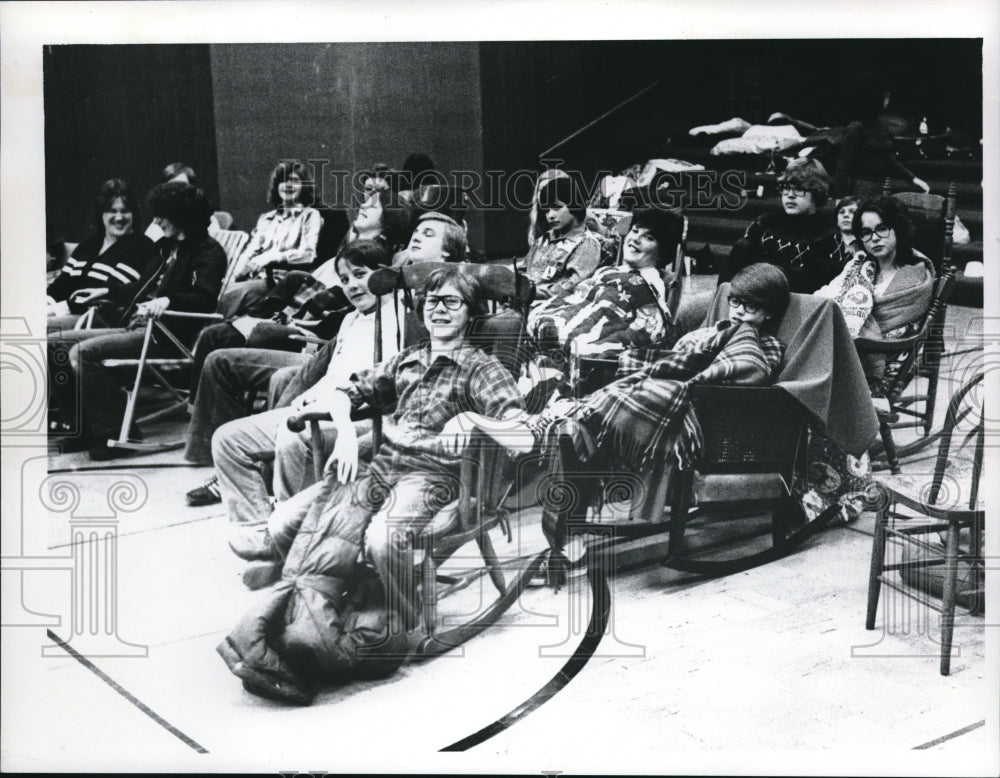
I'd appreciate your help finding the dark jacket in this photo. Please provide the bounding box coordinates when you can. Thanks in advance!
[121,235,227,342]
[216,477,408,704]
[47,233,154,316]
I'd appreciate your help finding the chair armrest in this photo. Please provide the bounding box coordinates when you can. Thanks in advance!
[286,405,377,432]
[854,330,927,355]
[287,332,328,347]
[286,410,332,433]
[160,310,225,322]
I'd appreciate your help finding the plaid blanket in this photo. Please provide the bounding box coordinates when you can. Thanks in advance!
[571,321,784,471]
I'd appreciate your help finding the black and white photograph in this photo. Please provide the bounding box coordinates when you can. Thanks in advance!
[2,1,997,774]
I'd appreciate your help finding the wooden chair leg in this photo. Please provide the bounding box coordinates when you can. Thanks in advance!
[866,500,889,630]
[421,538,438,638]
[878,413,901,475]
[476,530,507,596]
[668,470,693,557]
[939,521,961,675]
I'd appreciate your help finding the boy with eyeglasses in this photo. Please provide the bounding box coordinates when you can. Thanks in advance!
[225,266,534,620]
[719,158,843,294]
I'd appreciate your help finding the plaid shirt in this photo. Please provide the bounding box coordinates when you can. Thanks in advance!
[341,342,527,476]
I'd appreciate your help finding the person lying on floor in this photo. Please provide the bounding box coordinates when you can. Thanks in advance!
[218,265,536,702]
[524,208,685,402]
[535,263,790,585]
[47,181,226,459]
[183,239,398,509]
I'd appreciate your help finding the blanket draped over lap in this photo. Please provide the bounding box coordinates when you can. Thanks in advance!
[217,475,409,705]
[698,287,879,456]
[571,321,784,472]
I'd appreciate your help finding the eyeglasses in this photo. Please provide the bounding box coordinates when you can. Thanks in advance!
[425,295,466,311]
[859,223,893,241]
[728,296,760,314]
[779,184,808,197]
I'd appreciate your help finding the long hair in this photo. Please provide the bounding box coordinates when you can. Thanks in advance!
[267,160,315,208]
[93,179,141,235]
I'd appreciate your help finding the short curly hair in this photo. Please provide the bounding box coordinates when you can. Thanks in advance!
[778,158,831,208]
[148,181,214,240]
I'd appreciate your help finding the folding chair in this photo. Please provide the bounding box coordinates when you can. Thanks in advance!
[100,308,222,453]
[214,228,251,297]
[865,371,985,675]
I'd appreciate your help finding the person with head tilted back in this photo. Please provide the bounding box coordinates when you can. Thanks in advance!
[185,176,416,404]
[47,181,226,459]
[529,207,685,359]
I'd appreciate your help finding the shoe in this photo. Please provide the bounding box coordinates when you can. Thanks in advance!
[228,527,279,562]
[187,475,222,507]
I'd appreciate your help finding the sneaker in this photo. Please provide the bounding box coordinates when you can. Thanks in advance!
[228,527,279,562]
[187,475,222,507]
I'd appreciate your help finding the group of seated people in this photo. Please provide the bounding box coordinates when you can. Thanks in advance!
[45,148,941,701]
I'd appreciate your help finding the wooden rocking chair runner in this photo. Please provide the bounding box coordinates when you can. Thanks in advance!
[288,262,540,651]
[865,371,985,675]
[565,287,878,576]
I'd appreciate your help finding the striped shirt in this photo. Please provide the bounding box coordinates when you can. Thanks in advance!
[46,233,152,313]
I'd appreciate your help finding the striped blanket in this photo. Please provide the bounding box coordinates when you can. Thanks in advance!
[571,321,785,471]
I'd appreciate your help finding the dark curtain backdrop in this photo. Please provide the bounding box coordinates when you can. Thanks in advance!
[43,44,218,243]
[43,40,980,257]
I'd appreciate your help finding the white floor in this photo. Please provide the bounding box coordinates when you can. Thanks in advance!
[2,300,996,775]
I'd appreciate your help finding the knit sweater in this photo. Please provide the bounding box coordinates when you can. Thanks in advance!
[721,211,842,294]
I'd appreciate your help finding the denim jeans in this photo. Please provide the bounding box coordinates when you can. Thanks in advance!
[184,347,307,465]
[49,327,174,440]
